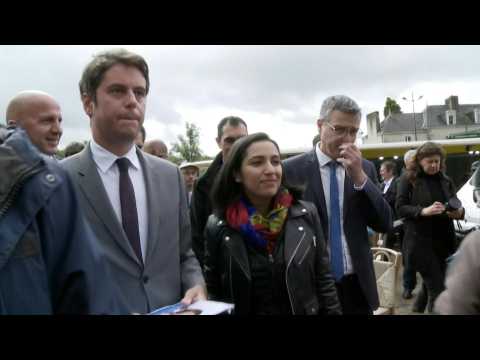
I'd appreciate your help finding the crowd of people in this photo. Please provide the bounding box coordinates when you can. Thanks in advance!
[1,47,478,315]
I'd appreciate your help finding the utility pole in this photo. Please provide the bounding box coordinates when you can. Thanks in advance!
[402,92,423,141]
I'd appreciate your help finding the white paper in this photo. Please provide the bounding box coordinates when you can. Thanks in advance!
[149,300,234,315]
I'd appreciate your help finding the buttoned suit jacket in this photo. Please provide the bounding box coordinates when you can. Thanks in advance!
[381,176,399,219]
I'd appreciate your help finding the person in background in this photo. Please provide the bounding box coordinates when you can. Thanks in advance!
[190,116,248,268]
[435,167,480,314]
[5,90,63,157]
[143,139,168,159]
[397,142,464,313]
[204,132,342,315]
[398,149,418,300]
[179,162,200,206]
[135,125,146,149]
[379,160,400,250]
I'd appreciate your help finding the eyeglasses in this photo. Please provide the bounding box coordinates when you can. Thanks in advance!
[324,122,359,138]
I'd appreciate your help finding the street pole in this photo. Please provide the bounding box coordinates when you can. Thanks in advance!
[402,92,423,142]
[412,92,417,141]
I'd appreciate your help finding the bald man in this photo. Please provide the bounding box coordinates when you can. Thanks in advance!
[143,139,168,159]
[6,91,63,155]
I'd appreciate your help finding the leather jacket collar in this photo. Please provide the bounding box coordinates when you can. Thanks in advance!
[215,200,314,281]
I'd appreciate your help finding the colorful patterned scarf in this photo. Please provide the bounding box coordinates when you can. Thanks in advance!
[226,189,293,254]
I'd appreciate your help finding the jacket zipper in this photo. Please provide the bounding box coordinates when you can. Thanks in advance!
[298,243,312,265]
[285,231,306,315]
[0,162,43,220]
[229,254,234,302]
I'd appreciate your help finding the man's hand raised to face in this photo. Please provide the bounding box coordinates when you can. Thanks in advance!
[337,143,367,187]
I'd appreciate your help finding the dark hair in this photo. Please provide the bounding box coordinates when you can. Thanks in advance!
[79,48,149,103]
[216,116,248,139]
[211,132,302,218]
[406,141,446,183]
[380,160,397,176]
[64,141,85,158]
[0,123,8,144]
[139,125,146,142]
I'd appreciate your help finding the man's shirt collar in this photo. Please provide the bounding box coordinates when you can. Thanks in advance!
[90,139,140,174]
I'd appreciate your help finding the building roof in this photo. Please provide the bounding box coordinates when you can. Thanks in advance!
[381,102,480,133]
[381,113,424,133]
[424,104,479,128]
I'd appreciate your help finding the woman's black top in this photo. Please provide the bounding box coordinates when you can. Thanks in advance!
[421,172,453,259]
[246,231,292,315]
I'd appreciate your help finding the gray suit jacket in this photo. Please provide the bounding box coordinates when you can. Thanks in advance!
[61,144,204,314]
[283,150,393,311]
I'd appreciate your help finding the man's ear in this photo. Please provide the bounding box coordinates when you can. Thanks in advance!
[81,93,94,117]
[7,119,17,127]
[216,136,221,149]
[316,118,323,130]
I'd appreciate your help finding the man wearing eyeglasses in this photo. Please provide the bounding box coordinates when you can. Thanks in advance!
[284,95,392,314]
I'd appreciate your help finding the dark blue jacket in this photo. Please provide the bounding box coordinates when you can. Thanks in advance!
[0,129,121,314]
[283,149,392,311]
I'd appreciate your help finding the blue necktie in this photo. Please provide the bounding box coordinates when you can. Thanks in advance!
[328,161,344,281]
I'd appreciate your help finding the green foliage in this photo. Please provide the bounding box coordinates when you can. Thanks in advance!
[170,122,205,162]
[167,153,184,166]
[56,149,65,159]
[383,97,402,118]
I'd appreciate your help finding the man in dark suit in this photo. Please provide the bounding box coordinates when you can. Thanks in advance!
[284,95,392,314]
[62,49,205,314]
[379,160,400,250]
[398,149,418,300]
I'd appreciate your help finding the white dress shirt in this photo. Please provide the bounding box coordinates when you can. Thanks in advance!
[90,139,149,261]
[315,144,356,275]
[382,177,393,194]
[188,191,193,206]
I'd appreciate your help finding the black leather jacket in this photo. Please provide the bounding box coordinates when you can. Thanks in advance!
[204,200,342,315]
[190,152,223,267]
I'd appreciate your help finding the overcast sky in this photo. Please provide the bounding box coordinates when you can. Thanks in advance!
[1,45,480,157]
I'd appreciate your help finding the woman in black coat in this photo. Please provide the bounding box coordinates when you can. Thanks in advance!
[203,133,341,315]
[396,142,464,313]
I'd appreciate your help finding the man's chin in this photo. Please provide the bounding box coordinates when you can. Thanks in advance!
[38,143,57,156]
[44,149,57,156]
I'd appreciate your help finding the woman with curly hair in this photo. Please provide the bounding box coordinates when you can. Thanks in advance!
[396,142,464,313]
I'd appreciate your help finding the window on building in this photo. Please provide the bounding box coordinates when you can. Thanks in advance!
[448,115,454,125]
[405,135,411,142]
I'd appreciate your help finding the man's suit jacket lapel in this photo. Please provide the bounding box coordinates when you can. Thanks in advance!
[342,172,356,251]
[380,181,386,192]
[137,151,163,267]
[75,145,141,267]
[343,172,355,220]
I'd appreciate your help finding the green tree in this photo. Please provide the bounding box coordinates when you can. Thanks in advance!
[383,97,402,118]
[171,122,205,163]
